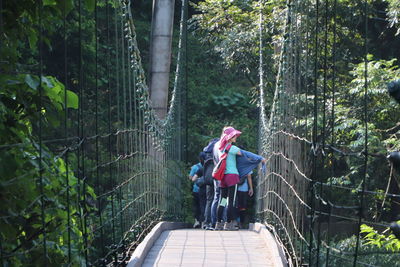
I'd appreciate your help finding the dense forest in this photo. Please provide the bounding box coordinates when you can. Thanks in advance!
[2,0,400,265]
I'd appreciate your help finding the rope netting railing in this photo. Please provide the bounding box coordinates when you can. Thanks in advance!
[0,0,187,265]
[257,0,400,266]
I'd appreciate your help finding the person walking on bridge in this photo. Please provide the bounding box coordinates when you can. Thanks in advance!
[214,126,243,230]
[213,126,266,230]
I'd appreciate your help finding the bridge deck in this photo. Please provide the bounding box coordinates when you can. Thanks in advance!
[142,229,278,266]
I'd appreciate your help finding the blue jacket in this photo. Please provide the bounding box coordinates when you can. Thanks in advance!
[237,150,265,178]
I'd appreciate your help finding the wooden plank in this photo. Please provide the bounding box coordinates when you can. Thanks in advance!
[141,229,278,267]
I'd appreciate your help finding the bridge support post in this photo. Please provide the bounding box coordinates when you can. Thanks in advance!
[149,0,175,119]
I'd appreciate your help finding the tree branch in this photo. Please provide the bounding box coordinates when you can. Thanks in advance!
[378,122,400,135]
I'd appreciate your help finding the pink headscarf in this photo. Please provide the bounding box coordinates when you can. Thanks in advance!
[219,127,242,151]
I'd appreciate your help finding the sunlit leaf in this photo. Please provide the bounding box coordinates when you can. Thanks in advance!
[65,90,79,109]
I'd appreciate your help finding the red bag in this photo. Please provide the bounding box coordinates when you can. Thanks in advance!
[212,144,232,181]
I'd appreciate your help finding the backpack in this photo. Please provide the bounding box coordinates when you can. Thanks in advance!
[201,139,219,185]
[203,157,214,185]
[203,138,219,154]
[212,144,232,181]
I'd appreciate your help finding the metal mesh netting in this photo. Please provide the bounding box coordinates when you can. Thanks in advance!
[257,0,400,266]
[257,2,309,265]
[0,0,187,265]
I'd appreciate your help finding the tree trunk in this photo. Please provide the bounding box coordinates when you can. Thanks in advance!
[149,0,175,119]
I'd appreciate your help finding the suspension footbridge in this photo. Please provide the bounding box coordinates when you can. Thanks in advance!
[127,223,285,267]
[2,0,400,266]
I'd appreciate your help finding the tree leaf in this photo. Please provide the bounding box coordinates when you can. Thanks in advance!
[42,76,54,89]
[44,81,62,104]
[85,0,95,12]
[28,28,38,50]
[25,75,39,90]
[56,0,75,15]
[66,90,79,109]
[43,0,57,6]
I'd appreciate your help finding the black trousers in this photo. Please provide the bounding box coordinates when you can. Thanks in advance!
[204,183,214,224]
[192,186,206,222]
[217,185,236,223]
[198,186,206,222]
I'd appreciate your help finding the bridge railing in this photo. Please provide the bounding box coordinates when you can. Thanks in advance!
[257,0,400,266]
[0,0,187,266]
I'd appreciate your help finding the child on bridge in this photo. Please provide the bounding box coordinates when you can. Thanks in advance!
[188,152,206,228]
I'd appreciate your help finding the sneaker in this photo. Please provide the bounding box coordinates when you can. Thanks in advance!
[205,224,214,230]
[223,222,231,231]
[224,221,238,231]
[202,223,211,230]
[193,219,200,228]
[231,221,239,231]
[214,222,224,230]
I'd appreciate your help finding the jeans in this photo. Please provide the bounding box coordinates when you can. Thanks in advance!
[211,180,220,226]
[211,180,228,225]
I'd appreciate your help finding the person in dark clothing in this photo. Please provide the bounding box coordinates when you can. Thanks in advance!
[188,153,206,228]
[202,138,219,230]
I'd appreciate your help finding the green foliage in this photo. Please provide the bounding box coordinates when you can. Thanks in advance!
[212,92,248,112]
[333,58,399,155]
[0,73,95,266]
[385,0,400,35]
[191,0,275,87]
[314,235,400,266]
[361,223,400,251]
[332,57,400,184]
[0,0,100,265]
[186,36,259,163]
[0,74,77,141]
[2,0,71,70]
[309,57,400,225]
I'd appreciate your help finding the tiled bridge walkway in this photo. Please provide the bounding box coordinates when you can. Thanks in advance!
[129,223,286,267]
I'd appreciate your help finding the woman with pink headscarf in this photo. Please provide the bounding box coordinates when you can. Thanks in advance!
[214,126,243,231]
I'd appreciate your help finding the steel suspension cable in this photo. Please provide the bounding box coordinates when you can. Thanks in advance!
[316,1,330,265]
[325,0,337,265]
[62,0,71,262]
[353,1,369,265]
[38,1,47,265]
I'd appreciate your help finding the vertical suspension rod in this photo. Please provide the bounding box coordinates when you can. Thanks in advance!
[62,0,72,262]
[309,0,319,265]
[353,1,369,265]
[38,1,47,265]
[325,0,337,265]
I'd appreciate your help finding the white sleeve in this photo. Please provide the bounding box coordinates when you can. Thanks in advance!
[213,141,221,163]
